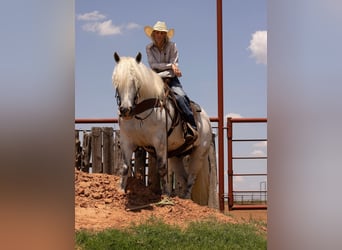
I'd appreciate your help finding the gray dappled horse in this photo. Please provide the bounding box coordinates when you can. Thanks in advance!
[112,52,214,205]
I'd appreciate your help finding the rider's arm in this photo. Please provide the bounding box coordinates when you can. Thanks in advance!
[146,42,180,78]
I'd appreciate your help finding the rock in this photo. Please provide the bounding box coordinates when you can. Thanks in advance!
[104,198,112,204]
[92,192,103,199]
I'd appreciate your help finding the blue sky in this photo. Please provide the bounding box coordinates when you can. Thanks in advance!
[76,0,266,119]
[75,0,267,192]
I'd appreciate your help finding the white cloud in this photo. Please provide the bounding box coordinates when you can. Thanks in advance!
[253,141,267,148]
[82,20,122,36]
[248,30,267,65]
[234,176,244,182]
[77,11,140,36]
[77,11,106,21]
[225,113,242,119]
[126,22,141,30]
[250,149,266,157]
[233,176,245,189]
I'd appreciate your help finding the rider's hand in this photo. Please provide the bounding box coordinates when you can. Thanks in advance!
[172,64,182,77]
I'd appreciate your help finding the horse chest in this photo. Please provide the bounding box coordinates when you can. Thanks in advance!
[120,118,184,150]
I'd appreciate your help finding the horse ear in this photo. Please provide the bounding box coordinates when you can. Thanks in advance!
[114,52,120,63]
[136,52,142,63]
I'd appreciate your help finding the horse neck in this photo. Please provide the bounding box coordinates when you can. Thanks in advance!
[116,58,164,101]
[137,71,164,101]
[139,86,163,101]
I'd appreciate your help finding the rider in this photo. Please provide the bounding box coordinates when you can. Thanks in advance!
[144,21,198,142]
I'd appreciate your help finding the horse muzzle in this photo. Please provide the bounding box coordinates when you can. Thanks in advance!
[119,106,134,119]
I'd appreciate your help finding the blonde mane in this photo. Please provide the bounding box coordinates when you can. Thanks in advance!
[112,56,165,99]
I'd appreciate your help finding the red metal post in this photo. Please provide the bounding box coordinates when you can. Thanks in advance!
[227,117,268,210]
[227,117,233,210]
[217,0,224,212]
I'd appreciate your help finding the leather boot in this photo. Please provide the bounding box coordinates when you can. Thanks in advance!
[185,124,198,142]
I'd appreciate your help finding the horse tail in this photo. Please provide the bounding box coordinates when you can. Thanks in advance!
[190,140,219,208]
[191,161,209,205]
[207,138,219,209]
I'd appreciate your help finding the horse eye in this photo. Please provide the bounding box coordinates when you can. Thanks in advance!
[115,90,121,105]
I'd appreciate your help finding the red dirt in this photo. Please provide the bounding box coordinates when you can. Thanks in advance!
[75,169,266,232]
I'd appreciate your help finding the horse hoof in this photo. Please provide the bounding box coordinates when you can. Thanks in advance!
[162,189,171,197]
[117,186,126,195]
[178,192,191,199]
[120,176,128,194]
[183,192,191,199]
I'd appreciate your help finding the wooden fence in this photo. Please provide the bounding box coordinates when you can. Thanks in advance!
[75,127,124,174]
[75,127,172,183]
[75,127,219,208]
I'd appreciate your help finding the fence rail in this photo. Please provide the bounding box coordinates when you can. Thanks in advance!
[74,123,219,208]
[75,117,268,211]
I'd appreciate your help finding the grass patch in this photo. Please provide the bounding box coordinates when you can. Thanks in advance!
[75,217,266,250]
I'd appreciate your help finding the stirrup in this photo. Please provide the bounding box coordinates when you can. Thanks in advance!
[185,124,198,142]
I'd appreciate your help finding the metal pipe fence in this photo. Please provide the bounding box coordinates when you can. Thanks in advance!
[226,117,267,210]
[75,116,267,211]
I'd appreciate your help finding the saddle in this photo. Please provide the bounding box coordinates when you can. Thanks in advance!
[162,83,202,157]
[134,82,202,158]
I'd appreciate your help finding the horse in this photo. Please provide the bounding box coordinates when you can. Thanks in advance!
[112,52,216,206]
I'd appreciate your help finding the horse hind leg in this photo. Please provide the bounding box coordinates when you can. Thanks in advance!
[147,155,162,195]
[169,157,188,198]
[154,152,175,196]
[184,151,210,205]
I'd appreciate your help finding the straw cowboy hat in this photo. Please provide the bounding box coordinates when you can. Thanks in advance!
[144,21,174,39]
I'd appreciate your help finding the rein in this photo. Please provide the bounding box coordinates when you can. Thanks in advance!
[132,93,181,141]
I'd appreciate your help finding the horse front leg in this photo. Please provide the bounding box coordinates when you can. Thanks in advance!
[156,153,171,195]
[120,146,134,192]
[154,134,171,195]
[169,157,188,198]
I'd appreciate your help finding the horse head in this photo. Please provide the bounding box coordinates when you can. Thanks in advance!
[113,52,142,119]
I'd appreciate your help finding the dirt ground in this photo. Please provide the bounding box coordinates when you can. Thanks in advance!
[75,169,267,232]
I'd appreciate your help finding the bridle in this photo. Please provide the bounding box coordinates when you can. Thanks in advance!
[115,85,161,121]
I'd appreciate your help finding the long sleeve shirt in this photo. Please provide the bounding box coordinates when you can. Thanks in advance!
[145,41,179,78]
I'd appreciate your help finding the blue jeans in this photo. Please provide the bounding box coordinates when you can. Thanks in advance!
[164,77,197,129]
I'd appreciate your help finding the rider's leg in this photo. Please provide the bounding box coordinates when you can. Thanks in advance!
[174,93,197,130]
[166,77,198,141]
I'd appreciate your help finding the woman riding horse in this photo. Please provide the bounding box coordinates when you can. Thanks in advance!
[144,21,198,142]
